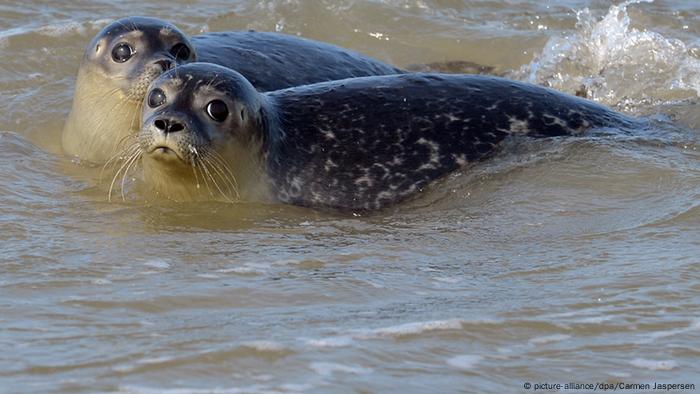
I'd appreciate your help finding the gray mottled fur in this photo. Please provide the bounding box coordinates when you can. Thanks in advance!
[146,64,644,210]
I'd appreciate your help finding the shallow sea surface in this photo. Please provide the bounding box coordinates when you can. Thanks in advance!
[1,1,699,393]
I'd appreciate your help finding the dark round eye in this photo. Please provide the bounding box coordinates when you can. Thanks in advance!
[206,100,228,122]
[170,43,191,61]
[148,88,166,108]
[111,43,133,63]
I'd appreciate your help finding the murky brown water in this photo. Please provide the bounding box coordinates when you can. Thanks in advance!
[1,1,699,393]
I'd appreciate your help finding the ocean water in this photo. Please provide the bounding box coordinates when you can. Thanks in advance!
[1,1,699,393]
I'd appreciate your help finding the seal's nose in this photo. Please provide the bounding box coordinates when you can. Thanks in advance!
[155,59,174,72]
[154,118,184,134]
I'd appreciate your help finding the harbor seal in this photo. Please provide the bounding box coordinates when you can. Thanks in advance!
[63,16,404,164]
[133,63,644,210]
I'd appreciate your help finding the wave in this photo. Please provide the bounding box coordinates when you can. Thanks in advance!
[513,0,700,112]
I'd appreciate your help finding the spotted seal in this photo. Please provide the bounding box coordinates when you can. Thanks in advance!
[134,63,642,210]
[62,16,404,164]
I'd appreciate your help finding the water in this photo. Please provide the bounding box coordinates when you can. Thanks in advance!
[1,1,699,393]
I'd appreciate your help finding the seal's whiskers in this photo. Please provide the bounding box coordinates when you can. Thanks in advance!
[100,141,139,183]
[108,148,141,202]
[194,159,214,198]
[198,156,234,203]
[205,151,240,200]
[120,150,142,201]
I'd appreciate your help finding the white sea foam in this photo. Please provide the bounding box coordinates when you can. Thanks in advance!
[196,273,220,279]
[138,356,176,365]
[217,259,302,275]
[432,276,461,284]
[608,371,631,378]
[118,386,260,394]
[515,0,700,108]
[529,334,572,345]
[303,319,468,347]
[90,19,113,29]
[575,315,615,324]
[3,19,108,40]
[447,355,483,371]
[38,21,86,36]
[0,26,31,41]
[630,358,678,371]
[305,336,355,348]
[240,340,288,353]
[309,362,373,377]
[216,266,263,275]
[143,259,171,269]
[646,318,700,340]
[352,319,465,339]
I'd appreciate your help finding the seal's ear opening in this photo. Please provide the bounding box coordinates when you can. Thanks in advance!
[88,37,108,60]
[231,103,251,130]
[170,43,192,62]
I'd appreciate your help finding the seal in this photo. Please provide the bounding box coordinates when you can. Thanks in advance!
[134,63,642,210]
[62,16,404,164]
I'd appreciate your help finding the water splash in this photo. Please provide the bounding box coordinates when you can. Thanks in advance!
[514,0,700,112]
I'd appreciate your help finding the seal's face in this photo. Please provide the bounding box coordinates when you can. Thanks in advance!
[85,17,197,101]
[138,63,268,202]
[63,17,198,163]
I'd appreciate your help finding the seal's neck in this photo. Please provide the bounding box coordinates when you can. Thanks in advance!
[62,68,142,164]
[258,95,283,152]
[141,136,273,204]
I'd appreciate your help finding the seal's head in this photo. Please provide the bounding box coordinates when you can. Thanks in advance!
[138,63,271,202]
[63,17,197,163]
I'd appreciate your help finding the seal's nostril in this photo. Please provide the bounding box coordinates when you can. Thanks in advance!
[155,59,172,71]
[169,122,184,133]
[154,118,184,134]
[154,119,168,131]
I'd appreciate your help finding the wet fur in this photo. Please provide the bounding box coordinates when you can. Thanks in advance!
[62,17,405,165]
[139,64,644,211]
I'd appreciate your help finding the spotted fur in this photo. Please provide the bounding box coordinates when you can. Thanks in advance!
[142,65,643,211]
[264,74,641,210]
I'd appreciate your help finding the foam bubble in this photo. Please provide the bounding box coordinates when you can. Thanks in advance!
[196,273,220,279]
[240,340,288,353]
[139,356,175,365]
[630,358,678,371]
[529,334,571,345]
[143,259,171,269]
[216,266,263,275]
[309,362,373,377]
[447,355,483,371]
[432,276,461,284]
[353,319,465,338]
[305,336,354,348]
[575,315,615,324]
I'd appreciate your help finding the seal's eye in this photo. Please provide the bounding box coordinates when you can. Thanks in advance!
[206,100,228,122]
[148,88,166,108]
[170,43,191,61]
[111,43,134,63]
